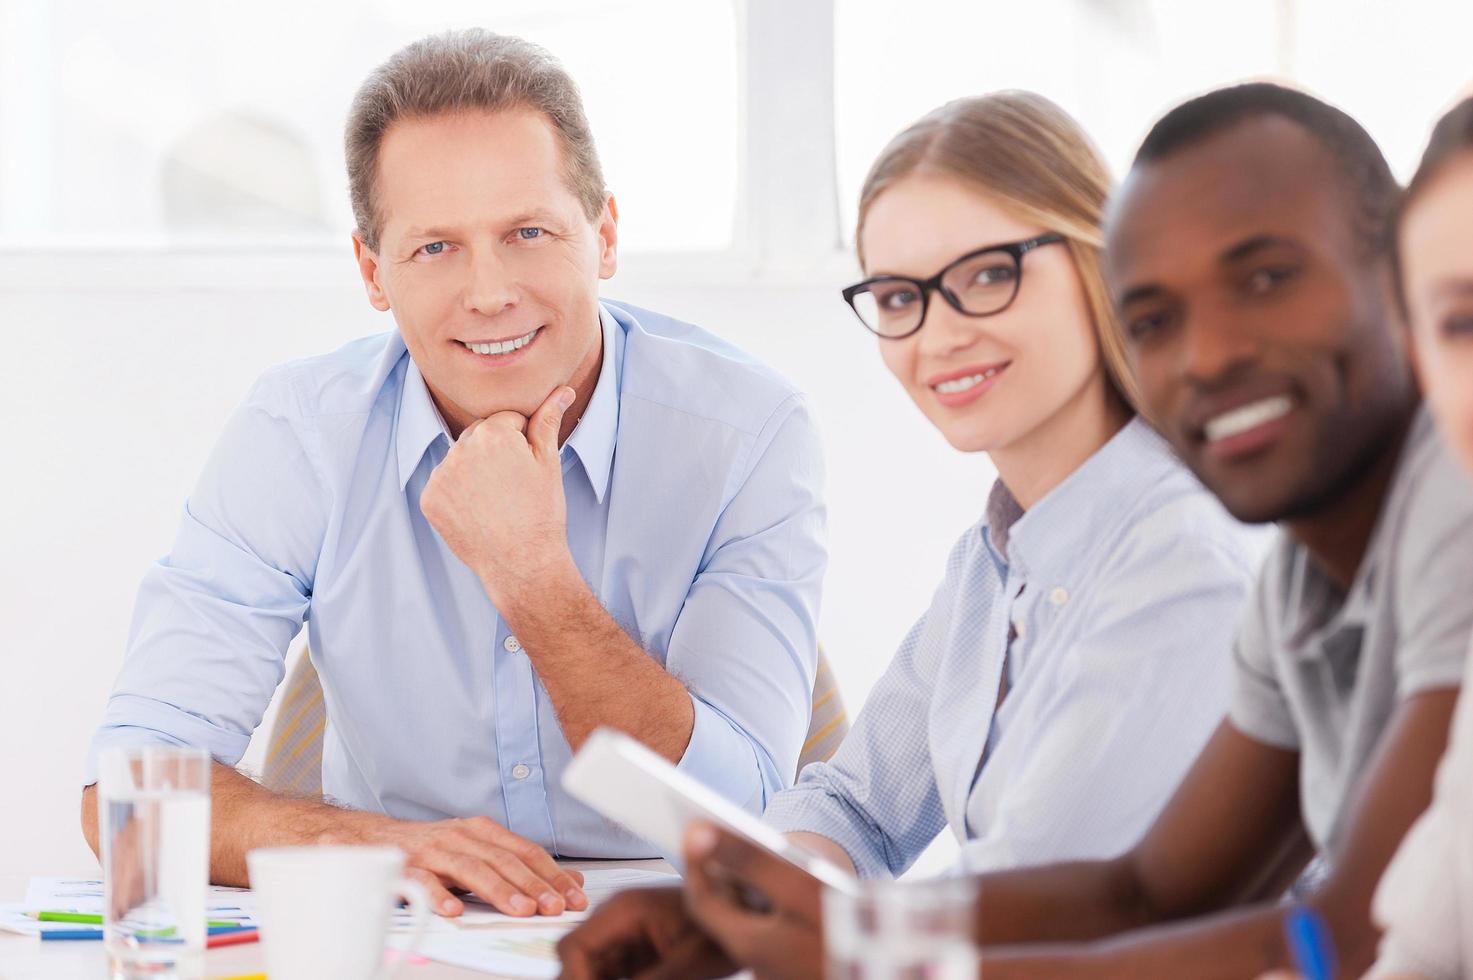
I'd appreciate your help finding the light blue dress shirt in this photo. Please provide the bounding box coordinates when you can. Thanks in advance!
[87,301,827,858]
[763,418,1266,877]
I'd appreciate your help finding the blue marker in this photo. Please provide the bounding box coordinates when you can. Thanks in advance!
[1285,905,1336,980]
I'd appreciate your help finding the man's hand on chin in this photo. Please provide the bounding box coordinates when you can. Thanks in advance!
[420,385,580,609]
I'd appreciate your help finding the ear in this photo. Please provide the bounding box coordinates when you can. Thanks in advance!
[596,195,619,281]
[352,232,392,312]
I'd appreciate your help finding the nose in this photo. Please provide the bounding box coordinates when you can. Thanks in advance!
[1177,304,1261,387]
[462,246,518,317]
[916,293,988,360]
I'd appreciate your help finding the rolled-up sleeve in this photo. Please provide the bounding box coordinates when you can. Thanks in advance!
[762,606,949,878]
[85,369,329,785]
[670,395,827,812]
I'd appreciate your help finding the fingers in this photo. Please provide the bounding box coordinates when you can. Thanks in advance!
[557,887,699,980]
[683,840,768,962]
[406,866,463,917]
[686,823,818,917]
[457,818,587,911]
[633,932,736,980]
[528,385,576,459]
[557,893,651,979]
[482,410,530,435]
[435,847,542,916]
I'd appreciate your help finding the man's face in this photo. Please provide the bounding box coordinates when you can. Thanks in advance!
[1106,116,1412,524]
[354,108,616,434]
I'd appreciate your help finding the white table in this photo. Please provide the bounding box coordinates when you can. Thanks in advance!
[0,860,673,980]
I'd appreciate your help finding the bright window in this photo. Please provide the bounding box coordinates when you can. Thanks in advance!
[0,0,739,251]
[834,0,1473,240]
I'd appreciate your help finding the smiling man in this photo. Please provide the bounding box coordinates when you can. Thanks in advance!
[557,83,1473,980]
[80,30,825,918]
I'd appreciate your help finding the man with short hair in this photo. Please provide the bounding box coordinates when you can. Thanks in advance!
[558,83,1473,979]
[81,29,826,919]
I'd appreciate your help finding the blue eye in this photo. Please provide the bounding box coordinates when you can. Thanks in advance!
[517,227,543,240]
[420,241,446,256]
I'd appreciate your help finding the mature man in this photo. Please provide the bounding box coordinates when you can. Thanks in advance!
[81,30,825,919]
[559,83,1473,979]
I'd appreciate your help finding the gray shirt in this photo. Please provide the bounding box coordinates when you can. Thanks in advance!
[1230,409,1473,855]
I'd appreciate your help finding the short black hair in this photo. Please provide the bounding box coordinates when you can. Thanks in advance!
[1134,82,1400,255]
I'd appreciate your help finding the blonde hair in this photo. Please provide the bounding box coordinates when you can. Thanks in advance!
[856,91,1141,413]
[345,29,607,251]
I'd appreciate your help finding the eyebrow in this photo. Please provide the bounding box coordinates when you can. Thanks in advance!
[1117,283,1169,308]
[400,226,459,242]
[399,210,563,242]
[1221,234,1302,264]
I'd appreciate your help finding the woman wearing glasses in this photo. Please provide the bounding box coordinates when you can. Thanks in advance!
[758,89,1265,883]
[559,91,1266,979]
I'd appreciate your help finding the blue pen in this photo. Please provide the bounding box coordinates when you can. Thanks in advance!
[40,924,256,942]
[1285,905,1336,980]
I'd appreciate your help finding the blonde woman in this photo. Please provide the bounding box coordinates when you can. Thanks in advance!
[559,92,1265,980]
[1358,95,1473,980]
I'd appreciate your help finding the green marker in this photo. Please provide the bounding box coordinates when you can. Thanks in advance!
[33,911,243,928]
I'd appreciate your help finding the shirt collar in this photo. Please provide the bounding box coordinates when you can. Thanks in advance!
[394,305,624,494]
[1000,416,1179,583]
[561,305,623,504]
[1283,408,1434,651]
[396,351,452,491]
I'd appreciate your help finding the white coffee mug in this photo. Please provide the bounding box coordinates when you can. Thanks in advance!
[247,845,431,980]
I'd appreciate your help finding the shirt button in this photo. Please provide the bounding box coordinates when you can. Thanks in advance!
[1012,620,1027,638]
[503,635,522,653]
[1049,587,1070,606]
[511,763,531,780]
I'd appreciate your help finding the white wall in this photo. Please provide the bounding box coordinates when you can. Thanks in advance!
[0,252,989,877]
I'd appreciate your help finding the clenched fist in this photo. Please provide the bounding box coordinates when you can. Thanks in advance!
[420,385,579,608]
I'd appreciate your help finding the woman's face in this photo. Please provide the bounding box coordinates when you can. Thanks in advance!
[859,174,1107,455]
[1400,151,1473,477]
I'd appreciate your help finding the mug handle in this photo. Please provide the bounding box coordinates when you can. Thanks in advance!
[378,876,433,980]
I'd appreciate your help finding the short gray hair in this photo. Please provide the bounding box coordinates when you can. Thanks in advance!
[345,29,607,250]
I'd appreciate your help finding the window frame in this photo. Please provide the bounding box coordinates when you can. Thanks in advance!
[0,0,853,292]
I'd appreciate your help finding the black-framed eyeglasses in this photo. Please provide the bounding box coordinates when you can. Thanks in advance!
[841,233,1066,339]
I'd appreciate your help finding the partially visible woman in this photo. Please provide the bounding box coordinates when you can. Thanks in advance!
[1365,95,1473,980]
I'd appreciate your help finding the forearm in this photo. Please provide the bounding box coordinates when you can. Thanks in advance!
[83,764,398,886]
[974,857,1160,946]
[497,563,694,761]
[982,899,1353,980]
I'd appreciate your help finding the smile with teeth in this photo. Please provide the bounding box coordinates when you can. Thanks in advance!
[1203,395,1293,443]
[460,327,541,356]
[933,365,1004,394]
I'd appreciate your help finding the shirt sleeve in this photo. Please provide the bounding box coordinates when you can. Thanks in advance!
[1228,539,1302,750]
[959,523,1255,871]
[670,395,827,813]
[85,368,330,785]
[1391,436,1473,698]
[762,540,968,879]
[1370,639,1473,980]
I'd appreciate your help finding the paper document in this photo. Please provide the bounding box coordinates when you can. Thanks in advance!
[389,867,680,977]
[438,866,679,928]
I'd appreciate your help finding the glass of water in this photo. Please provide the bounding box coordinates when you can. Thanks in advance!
[823,875,979,979]
[97,746,211,979]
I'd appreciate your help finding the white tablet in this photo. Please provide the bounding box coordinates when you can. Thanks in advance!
[562,727,859,895]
